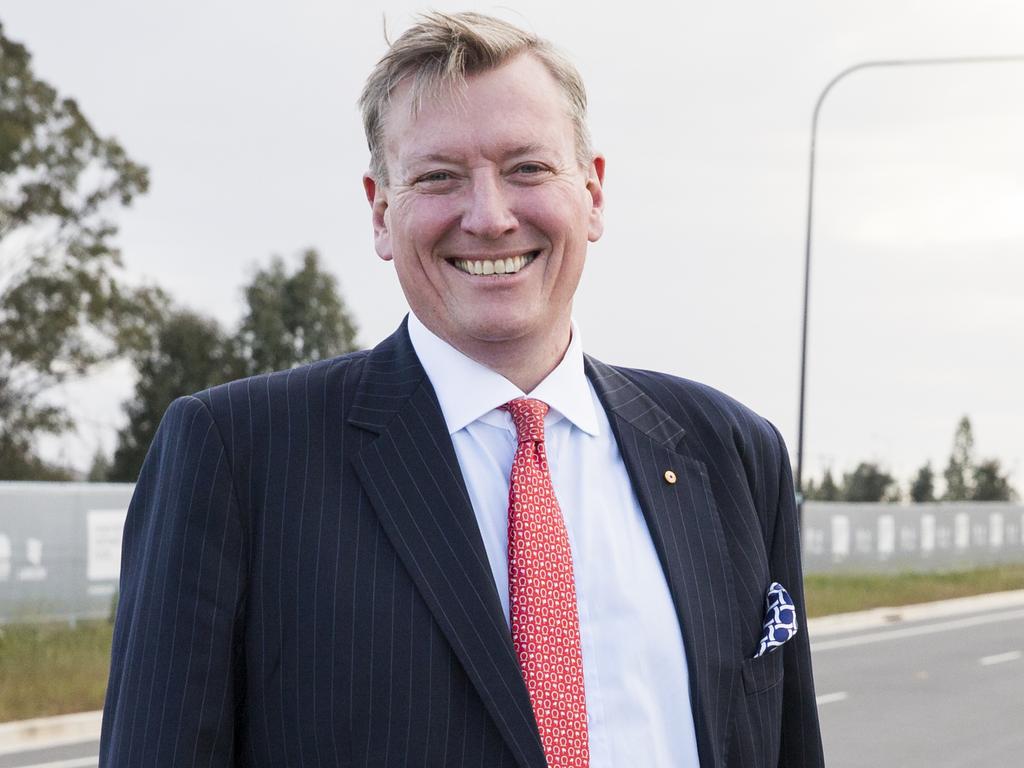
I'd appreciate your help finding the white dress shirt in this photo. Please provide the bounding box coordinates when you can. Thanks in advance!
[408,313,700,768]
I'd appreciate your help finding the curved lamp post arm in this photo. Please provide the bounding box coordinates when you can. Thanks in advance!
[796,54,1024,510]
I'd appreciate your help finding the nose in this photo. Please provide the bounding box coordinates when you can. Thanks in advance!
[460,174,518,239]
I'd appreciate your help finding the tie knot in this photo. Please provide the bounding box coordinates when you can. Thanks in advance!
[501,398,549,443]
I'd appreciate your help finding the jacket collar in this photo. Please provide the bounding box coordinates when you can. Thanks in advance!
[349,321,737,768]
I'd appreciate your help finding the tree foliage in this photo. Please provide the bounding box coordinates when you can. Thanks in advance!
[909,462,936,503]
[841,462,901,503]
[0,22,155,479]
[105,251,358,482]
[0,25,147,244]
[942,416,975,501]
[804,468,840,501]
[108,308,242,481]
[938,416,1016,501]
[235,249,358,376]
[797,417,1018,504]
[805,464,899,502]
[972,459,1017,502]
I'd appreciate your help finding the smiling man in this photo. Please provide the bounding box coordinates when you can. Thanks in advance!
[101,11,824,768]
[363,49,603,394]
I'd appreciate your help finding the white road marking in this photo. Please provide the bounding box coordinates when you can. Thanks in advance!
[13,758,96,768]
[816,691,849,705]
[979,650,1022,666]
[812,607,1024,652]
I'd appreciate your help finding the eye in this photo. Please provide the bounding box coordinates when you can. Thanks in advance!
[416,170,454,184]
[513,163,548,175]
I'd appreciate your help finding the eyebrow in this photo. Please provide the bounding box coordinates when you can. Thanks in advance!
[404,152,461,166]
[404,143,551,167]
[502,143,549,158]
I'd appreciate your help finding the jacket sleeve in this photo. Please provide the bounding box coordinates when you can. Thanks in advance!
[766,422,826,768]
[100,395,247,767]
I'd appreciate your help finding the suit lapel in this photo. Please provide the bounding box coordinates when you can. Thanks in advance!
[586,356,739,768]
[348,323,546,768]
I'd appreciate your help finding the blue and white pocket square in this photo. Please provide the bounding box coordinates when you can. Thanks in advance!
[756,581,798,658]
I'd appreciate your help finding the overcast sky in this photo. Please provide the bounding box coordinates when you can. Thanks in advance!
[3,0,1022,489]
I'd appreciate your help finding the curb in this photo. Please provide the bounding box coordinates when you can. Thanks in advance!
[0,710,102,756]
[807,588,1024,637]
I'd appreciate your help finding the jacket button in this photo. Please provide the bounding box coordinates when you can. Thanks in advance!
[664,470,677,484]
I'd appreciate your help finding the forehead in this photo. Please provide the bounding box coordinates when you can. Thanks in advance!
[382,55,576,167]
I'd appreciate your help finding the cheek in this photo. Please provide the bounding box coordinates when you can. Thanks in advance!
[524,185,591,238]
[393,200,459,255]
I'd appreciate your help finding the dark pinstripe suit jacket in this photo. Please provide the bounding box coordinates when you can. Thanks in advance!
[101,320,825,767]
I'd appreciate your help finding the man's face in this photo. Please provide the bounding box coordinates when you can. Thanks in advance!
[364,54,605,357]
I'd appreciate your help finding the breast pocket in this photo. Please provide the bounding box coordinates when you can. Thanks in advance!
[741,647,784,694]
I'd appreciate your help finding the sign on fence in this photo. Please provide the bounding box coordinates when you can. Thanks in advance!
[0,482,134,624]
[801,501,1024,573]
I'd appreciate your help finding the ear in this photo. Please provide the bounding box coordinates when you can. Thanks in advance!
[363,173,393,262]
[586,154,606,243]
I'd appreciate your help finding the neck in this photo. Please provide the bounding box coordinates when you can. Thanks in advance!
[426,319,572,393]
[469,331,571,393]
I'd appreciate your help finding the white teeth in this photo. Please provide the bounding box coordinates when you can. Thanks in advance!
[451,253,537,276]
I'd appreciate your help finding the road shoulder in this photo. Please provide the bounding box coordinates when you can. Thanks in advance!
[0,711,101,757]
[808,588,1024,637]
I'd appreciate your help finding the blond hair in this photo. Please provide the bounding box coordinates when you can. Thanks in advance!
[359,11,592,183]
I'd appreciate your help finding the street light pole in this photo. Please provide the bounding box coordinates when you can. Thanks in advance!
[796,54,1024,514]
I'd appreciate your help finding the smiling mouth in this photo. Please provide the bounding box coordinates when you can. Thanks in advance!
[448,251,539,276]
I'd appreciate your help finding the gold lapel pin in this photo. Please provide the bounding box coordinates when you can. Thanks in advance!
[663,470,677,484]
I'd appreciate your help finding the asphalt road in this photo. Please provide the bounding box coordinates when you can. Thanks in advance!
[2,605,1021,767]
[813,606,1024,767]
[0,740,98,768]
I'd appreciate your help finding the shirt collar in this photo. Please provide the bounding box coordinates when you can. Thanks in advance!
[407,312,600,437]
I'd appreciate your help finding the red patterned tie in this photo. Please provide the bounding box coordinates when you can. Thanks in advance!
[501,398,589,767]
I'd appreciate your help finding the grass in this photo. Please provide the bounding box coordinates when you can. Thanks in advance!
[803,564,1024,618]
[0,619,113,722]
[2,566,1024,721]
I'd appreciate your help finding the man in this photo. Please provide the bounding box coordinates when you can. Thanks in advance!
[102,11,824,767]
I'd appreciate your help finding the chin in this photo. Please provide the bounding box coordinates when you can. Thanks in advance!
[465,318,529,345]
[442,309,535,347]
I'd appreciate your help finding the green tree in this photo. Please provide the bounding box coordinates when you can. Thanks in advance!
[0,408,74,480]
[109,309,242,482]
[819,468,840,501]
[942,416,975,501]
[0,22,153,479]
[804,468,840,501]
[87,448,113,482]
[110,251,360,481]
[909,462,936,503]
[841,462,900,503]
[234,249,358,376]
[971,459,1017,502]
